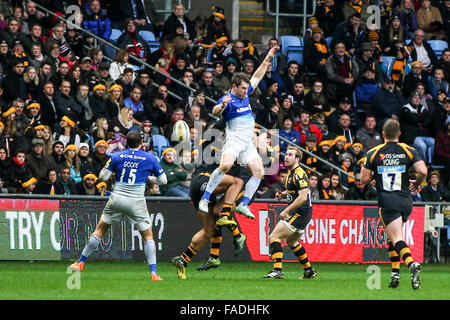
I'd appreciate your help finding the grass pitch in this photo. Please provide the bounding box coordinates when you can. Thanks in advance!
[0,261,449,300]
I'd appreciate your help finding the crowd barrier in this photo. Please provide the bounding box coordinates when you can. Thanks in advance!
[0,196,435,263]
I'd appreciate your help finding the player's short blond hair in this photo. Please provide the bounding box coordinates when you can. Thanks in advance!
[287,146,303,161]
[383,119,401,140]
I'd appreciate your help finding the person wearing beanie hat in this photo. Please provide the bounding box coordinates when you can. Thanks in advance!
[402,58,430,99]
[21,176,37,194]
[343,1,369,21]
[279,115,301,155]
[27,136,54,182]
[74,172,101,196]
[303,24,329,83]
[203,6,231,45]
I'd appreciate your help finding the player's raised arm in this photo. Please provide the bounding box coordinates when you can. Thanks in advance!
[212,95,232,116]
[250,46,279,89]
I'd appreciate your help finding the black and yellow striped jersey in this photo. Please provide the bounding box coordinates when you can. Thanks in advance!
[285,166,311,210]
[364,142,421,197]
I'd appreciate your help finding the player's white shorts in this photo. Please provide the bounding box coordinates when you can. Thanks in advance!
[221,132,260,166]
[100,193,151,231]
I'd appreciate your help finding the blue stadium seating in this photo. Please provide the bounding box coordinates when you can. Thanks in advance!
[139,30,160,53]
[428,40,448,59]
[152,134,170,159]
[110,29,122,42]
[326,37,332,48]
[281,36,304,64]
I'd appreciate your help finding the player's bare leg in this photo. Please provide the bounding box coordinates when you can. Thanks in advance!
[70,219,111,271]
[173,175,243,279]
[199,153,236,212]
[236,156,265,219]
[385,217,421,289]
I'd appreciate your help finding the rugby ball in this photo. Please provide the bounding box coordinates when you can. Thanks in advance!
[173,120,190,143]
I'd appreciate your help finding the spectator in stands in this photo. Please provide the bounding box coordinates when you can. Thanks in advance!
[147,94,170,135]
[89,83,109,122]
[315,0,344,38]
[109,49,134,81]
[26,137,54,183]
[421,170,450,201]
[204,6,230,45]
[258,60,285,94]
[304,80,329,117]
[49,140,65,173]
[225,56,238,78]
[118,19,150,63]
[19,174,37,194]
[229,40,259,71]
[434,116,450,187]
[277,95,297,128]
[429,66,449,99]
[91,140,110,176]
[23,66,41,102]
[402,61,430,98]
[0,40,12,76]
[56,165,77,195]
[290,80,306,111]
[330,172,346,200]
[327,96,362,134]
[294,110,323,146]
[198,70,220,102]
[332,112,357,144]
[26,23,47,50]
[438,49,450,81]
[256,103,279,130]
[134,69,153,103]
[325,42,359,103]
[63,143,82,183]
[396,0,418,37]
[2,59,27,104]
[345,173,378,200]
[379,0,396,33]
[382,14,406,57]
[281,61,302,94]
[332,13,365,56]
[356,42,383,85]
[161,3,195,42]
[159,148,189,197]
[354,68,381,112]
[400,92,434,164]
[261,78,281,109]
[434,96,450,134]
[164,107,184,144]
[83,0,111,41]
[306,172,320,200]
[279,115,301,155]
[258,168,287,199]
[0,17,31,51]
[9,149,31,192]
[54,80,82,121]
[170,69,198,100]
[302,134,320,173]
[261,38,287,74]
[169,55,188,80]
[50,60,70,90]
[53,115,80,148]
[371,77,407,129]
[45,24,71,57]
[38,61,52,84]
[342,0,370,22]
[317,140,334,173]
[338,151,356,188]
[110,107,133,136]
[356,114,383,153]
[0,146,11,191]
[417,0,446,40]
[319,172,334,199]
[10,39,30,69]
[92,62,114,91]
[34,168,64,194]
[76,172,101,196]
[406,29,438,74]
[124,86,145,125]
[212,61,231,95]
[115,67,134,98]
[304,27,330,83]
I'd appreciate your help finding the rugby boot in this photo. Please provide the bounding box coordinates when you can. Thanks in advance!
[235,204,255,219]
[150,273,163,281]
[409,262,422,290]
[198,199,210,212]
[388,273,400,288]
[196,257,221,271]
[233,234,247,257]
[263,269,284,279]
[215,215,237,227]
[70,261,84,272]
[172,256,187,280]
[302,268,317,279]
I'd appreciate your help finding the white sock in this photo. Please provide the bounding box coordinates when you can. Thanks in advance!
[241,176,262,206]
[80,235,101,261]
[202,168,225,200]
[144,240,157,273]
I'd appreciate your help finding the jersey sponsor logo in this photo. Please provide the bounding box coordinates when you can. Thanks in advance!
[236,106,251,113]
[380,153,406,165]
[377,165,406,174]
[119,154,146,160]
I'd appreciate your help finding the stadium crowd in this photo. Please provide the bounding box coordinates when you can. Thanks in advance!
[0,0,449,202]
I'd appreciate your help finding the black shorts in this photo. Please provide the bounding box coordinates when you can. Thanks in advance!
[190,172,217,211]
[284,207,313,232]
[378,192,413,227]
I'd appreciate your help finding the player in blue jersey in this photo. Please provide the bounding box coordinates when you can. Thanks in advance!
[199,45,279,225]
[70,131,167,281]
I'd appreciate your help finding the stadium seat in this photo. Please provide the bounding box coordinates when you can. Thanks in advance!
[381,56,395,76]
[326,37,332,48]
[280,35,302,54]
[428,40,448,59]
[139,30,160,53]
[152,134,170,159]
[110,29,122,42]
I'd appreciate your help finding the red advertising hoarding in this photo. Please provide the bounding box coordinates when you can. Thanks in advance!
[237,203,425,263]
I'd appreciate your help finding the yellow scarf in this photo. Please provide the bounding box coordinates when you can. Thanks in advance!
[349,0,362,13]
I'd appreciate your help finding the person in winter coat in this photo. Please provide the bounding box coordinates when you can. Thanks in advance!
[420,171,450,201]
[83,0,112,40]
[355,68,381,112]
[34,168,64,195]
